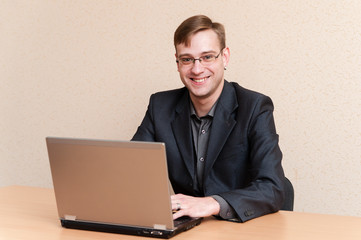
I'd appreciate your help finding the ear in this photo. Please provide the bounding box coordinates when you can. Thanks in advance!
[175,53,180,72]
[222,47,230,69]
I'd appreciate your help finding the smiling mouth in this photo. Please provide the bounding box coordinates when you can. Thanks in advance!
[190,77,209,83]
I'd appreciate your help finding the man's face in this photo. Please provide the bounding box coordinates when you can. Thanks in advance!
[175,29,230,103]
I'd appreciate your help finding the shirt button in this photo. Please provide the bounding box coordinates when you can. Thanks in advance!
[201,129,206,134]
[199,157,204,162]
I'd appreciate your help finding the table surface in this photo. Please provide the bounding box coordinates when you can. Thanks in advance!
[1,185,361,240]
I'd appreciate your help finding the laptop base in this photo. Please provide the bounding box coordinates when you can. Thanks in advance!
[61,218,202,239]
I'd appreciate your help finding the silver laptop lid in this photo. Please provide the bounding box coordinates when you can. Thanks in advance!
[46,137,175,230]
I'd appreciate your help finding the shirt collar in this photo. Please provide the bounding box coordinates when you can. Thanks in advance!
[190,99,218,119]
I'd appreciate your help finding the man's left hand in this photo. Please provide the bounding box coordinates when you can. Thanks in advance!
[171,194,220,219]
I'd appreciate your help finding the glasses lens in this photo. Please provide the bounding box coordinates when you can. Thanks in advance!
[201,55,215,64]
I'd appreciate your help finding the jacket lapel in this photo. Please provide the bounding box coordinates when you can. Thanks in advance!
[204,81,238,180]
[171,91,195,179]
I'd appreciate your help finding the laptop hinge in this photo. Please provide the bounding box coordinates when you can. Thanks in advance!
[153,224,166,230]
[64,215,77,221]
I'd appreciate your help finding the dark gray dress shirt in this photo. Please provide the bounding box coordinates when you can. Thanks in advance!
[190,101,238,220]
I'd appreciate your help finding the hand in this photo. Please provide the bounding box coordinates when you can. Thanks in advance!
[171,194,220,220]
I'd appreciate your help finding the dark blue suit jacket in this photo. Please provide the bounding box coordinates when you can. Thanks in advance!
[132,80,285,222]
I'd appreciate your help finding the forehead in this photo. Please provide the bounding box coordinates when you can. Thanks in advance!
[175,29,221,55]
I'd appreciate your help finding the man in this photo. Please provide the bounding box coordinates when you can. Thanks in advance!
[132,15,285,222]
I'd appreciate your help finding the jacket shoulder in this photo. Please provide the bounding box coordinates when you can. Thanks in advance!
[148,87,189,113]
[151,87,187,99]
[229,81,272,105]
[230,82,268,99]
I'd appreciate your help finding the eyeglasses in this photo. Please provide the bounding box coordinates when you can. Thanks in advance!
[176,49,223,67]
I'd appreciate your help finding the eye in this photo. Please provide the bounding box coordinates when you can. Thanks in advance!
[202,55,214,61]
[181,57,193,63]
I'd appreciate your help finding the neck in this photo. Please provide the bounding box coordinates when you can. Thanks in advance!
[189,80,225,117]
[190,93,220,117]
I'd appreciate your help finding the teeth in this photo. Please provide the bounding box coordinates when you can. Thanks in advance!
[193,78,206,83]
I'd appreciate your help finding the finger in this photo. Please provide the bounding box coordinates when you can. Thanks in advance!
[172,209,185,220]
[171,202,180,211]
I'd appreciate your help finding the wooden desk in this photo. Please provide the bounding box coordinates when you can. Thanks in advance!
[1,186,360,240]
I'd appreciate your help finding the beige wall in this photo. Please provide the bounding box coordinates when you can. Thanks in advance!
[1,0,360,217]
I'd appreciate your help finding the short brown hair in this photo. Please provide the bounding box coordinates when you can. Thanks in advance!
[174,15,226,50]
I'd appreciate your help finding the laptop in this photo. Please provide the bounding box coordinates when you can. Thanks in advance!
[46,137,202,238]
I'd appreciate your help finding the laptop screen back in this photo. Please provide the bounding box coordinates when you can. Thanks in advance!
[46,137,175,230]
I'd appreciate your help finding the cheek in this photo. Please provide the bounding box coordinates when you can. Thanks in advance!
[178,68,188,78]
[178,71,186,84]
[212,65,224,76]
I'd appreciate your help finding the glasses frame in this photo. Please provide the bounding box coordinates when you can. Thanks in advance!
[176,49,223,67]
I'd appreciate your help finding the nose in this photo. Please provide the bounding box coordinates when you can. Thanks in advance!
[190,59,204,75]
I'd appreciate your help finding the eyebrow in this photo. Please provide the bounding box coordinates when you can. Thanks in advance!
[177,50,217,58]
